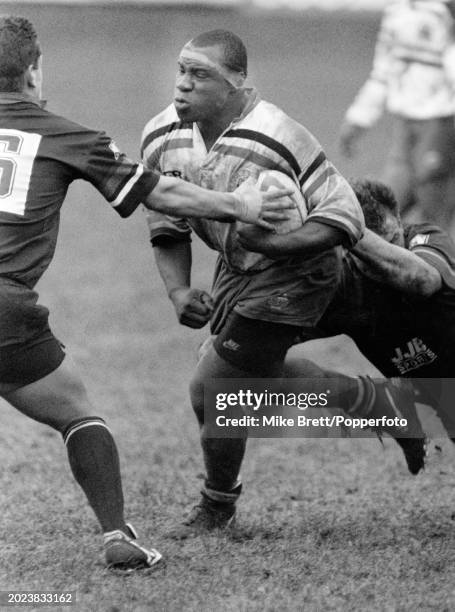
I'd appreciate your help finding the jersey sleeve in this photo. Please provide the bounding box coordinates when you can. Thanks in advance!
[268,112,365,247]
[345,11,391,128]
[296,143,365,247]
[141,116,192,246]
[74,130,159,218]
[406,224,455,290]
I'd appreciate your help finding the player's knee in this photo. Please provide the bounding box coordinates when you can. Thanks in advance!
[41,371,93,432]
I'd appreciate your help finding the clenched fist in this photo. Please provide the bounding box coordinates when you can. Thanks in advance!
[169,287,214,329]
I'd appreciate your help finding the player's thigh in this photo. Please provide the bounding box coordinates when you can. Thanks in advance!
[190,341,251,420]
[1,355,93,432]
[191,313,299,422]
[0,278,66,388]
[212,311,299,376]
[285,335,383,377]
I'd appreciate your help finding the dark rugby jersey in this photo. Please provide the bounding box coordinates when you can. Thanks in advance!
[0,93,158,287]
[319,223,455,378]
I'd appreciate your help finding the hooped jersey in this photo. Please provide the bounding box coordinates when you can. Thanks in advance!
[0,94,158,288]
[141,89,364,274]
[346,0,455,125]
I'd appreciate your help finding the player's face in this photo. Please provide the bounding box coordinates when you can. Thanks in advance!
[383,213,404,246]
[174,45,233,123]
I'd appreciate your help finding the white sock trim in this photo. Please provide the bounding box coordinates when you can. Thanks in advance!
[64,420,111,446]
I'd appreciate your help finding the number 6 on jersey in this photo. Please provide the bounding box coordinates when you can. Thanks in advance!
[0,129,41,215]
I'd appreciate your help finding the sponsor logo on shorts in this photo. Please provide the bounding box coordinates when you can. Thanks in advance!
[391,337,437,374]
[222,339,240,352]
[268,295,290,310]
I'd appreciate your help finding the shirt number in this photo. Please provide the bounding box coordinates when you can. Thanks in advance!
[0,129,41,216]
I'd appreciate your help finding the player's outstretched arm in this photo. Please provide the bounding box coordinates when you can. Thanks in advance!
[143,175,293,230]
[352,229,442,297]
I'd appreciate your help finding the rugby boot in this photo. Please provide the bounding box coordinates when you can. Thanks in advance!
[104,523,162,573]
[360,377,427,474]
[167,489,238,540]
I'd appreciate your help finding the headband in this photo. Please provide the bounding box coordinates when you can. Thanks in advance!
[179,44,246,89]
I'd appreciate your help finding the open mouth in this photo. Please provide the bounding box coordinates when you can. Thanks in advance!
[174,98,190,109]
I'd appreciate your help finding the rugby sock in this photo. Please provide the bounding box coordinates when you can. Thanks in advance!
[202,435,246,496]
[202,480,242,505]
[345,376,375,417]
[62,417,127,533]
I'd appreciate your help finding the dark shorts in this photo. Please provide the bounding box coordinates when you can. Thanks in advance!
[0,278,65,386]
[213,311,301,374]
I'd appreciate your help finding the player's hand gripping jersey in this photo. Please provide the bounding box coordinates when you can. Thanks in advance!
[141,89,363,274]
[0,94,158,288]
[346,0,455,127]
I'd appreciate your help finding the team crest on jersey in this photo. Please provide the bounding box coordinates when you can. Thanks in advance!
[409,233,430,248]
[391,337,437,374]
[233,170,253,189]
[108,140,121,160]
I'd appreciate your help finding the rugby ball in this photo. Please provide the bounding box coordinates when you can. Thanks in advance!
[257,170,308,234]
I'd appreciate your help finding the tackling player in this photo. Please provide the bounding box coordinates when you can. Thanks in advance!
[340,0,455,231]
[292,180,455,437]
[0,16,291,572]
[245,179,454,472]
[141,30,423,538]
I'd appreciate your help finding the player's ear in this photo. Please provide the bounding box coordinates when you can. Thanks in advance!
[24,65,37,89]
[25,55,43,90]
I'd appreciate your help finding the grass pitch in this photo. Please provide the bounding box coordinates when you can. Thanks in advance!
[1,4,455,611]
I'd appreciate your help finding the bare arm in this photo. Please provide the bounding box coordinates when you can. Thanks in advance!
[144,175,292,229]
[237,221,349,258]
[154,239,192,297]
[153,239,213,329]
[352,229,442,297]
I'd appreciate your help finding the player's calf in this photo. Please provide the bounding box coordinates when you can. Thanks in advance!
[64,417,163,570]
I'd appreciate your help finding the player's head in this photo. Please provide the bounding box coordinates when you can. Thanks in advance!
[350,179,404,246]
[0,16,42,98]
[174,30,247,122]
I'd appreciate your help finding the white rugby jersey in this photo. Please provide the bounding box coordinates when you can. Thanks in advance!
[346,0,455,126]
[141,89,363,273]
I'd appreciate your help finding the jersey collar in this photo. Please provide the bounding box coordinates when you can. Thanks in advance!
[0,92,47,108]
[231,88,261,125]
